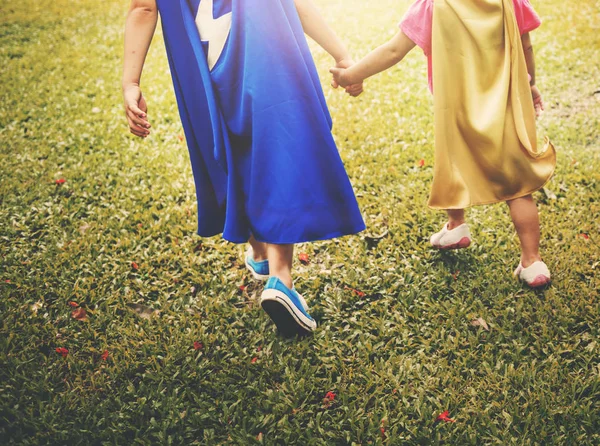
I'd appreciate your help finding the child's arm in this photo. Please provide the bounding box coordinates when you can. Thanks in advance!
[122,0,158,138]
[330,30,416,89]
[293,0,363,96]
[521,32,543,117]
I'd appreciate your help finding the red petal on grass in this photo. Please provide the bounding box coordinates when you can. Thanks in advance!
[298,253,310,265]
[178,134,185,142]
[344,285,366,297]
[239,285,247,292]
[101,350,109,361]
[452,270,460,281]
[55,178,66,185]
[251,357,258,364]
[55,347,69,357]
[5,280,11,284]
[579,233,590,240]
[418,159,425,167]
[256,433,263,441]
[131,262,139,270]
[380,427,386,440]
[257,346,262,352]
[436,410,456,423]
[193,342,203,350]
[68,301,79,307]
[71,307,88,321]
[324,391,336,401]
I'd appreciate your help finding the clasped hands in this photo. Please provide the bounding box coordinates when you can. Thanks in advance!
[331,59,362,97]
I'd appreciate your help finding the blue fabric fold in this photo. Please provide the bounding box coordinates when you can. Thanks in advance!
[157,0,365,243]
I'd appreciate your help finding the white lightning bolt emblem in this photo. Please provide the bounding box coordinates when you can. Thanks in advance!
[195,0,232,71]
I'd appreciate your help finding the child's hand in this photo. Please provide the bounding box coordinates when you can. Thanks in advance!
[331,59,363,97]
[531,85,544,118]
[123,84,151,138]
[330,67,350,90]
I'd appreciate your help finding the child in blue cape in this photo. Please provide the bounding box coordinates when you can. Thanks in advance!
[122,0,365,336]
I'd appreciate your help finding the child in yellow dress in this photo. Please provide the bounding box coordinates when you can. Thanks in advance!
[330,0,556,287]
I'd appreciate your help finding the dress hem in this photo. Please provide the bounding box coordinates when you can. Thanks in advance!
[427,162,557,210]
[197,223,367,245]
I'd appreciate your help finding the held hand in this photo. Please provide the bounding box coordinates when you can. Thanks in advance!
[330,67,351,91]
[331,58,363,97]
[531,85,544,118]
[123,84,151,138]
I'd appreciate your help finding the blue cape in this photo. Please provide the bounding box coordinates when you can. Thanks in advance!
[157,0,365,243]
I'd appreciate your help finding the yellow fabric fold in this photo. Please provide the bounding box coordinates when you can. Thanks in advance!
[429,0,556,209]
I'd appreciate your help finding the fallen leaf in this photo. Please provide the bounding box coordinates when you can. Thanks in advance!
[31,301,43,314]
[452,270,460,280]
[471,317,490,331]
[193,341,203,350]
[435,410,456,423]
[380,419,387,440]
[101,350,109,361]
[55,347,69,358]
[542,187,557,200]
[239,285,247,292]
[71,307,88,321]
[364,229,389,243]
[131,262,139,271]
[68,301,79,307]
[344,285,366,297]
[126,303,159,320]
[298,252,310,265]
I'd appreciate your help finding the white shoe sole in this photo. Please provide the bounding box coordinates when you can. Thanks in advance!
[260,289,316,337]
[432,237,471,250]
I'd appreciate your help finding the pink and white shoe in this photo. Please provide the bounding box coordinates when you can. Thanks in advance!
[514,261,551,288]
[430,223,472,250]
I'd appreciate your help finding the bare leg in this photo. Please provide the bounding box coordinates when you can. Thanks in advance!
[248,234,268,261]
[267,243,294,289]
[446,209,466,230]
[506,195,542,267]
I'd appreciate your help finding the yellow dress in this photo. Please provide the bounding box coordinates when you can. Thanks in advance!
[429,0,556,209]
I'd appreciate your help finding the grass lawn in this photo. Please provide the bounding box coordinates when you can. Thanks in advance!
[1,0,599,444]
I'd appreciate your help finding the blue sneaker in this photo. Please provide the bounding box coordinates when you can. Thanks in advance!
[245,249,269,281]
[260,277,317,337]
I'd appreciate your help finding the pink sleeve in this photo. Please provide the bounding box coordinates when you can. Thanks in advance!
[512,0,542,35]
[399,0,433,56]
